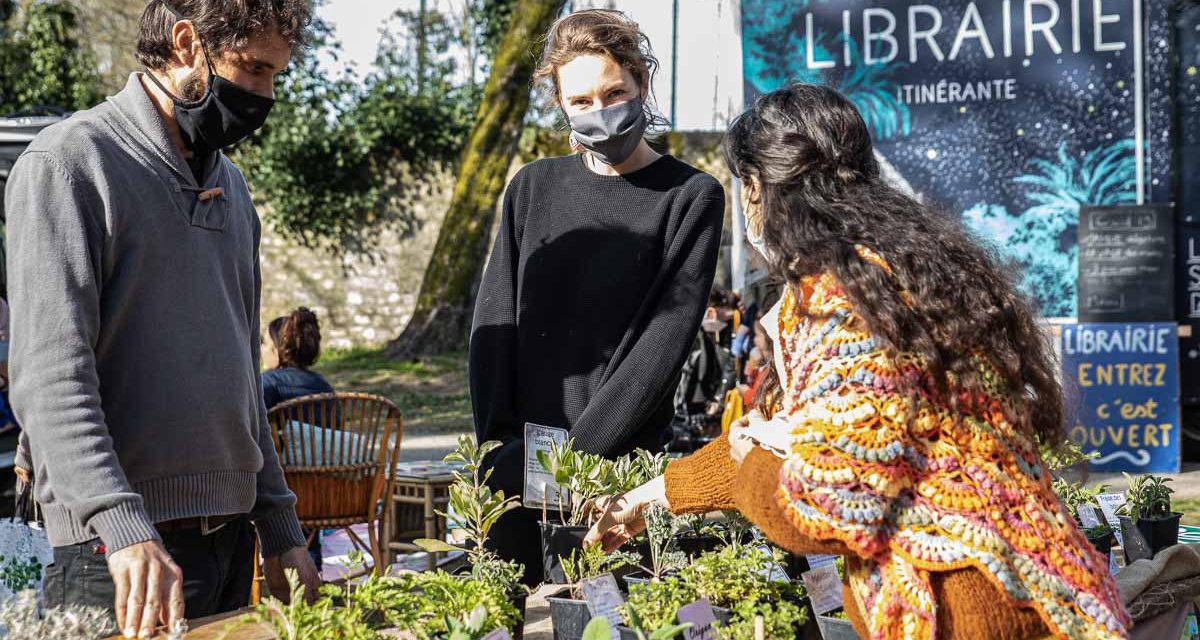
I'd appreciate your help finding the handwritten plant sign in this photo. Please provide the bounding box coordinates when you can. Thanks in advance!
[1061,322,1181,472]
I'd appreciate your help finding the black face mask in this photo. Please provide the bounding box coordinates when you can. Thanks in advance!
[146,5,274,157]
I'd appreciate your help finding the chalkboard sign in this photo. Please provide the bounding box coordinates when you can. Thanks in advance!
[1060,323,1181,473]
[1078,205,1175,322]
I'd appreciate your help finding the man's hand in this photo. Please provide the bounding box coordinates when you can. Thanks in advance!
[108,540,184,639]
[263,546,322,604]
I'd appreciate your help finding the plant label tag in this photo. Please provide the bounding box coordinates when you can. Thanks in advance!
[481,630,513,640]
[1095,493,1127,546]
[806,554,839,569]
[581,573,624,639]
[676,599,719,640]
[524,423,568,510]
[753,544,789,582]
[802,563,844,615]
[1078,505,1103,529]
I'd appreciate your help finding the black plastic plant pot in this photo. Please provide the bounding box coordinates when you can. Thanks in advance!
[541,522,589,584]
[510,591,527,640]
[547,588,593,640]
[1087,530,1115,556]
[815,610,860,640]
[1137,512,1183,555]
[1120,512,1183,562]
[674,533,726,559]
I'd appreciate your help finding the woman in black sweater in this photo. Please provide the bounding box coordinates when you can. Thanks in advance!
[469,9,725,585]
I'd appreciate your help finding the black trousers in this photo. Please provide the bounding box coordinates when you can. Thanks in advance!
[44,516,255,621]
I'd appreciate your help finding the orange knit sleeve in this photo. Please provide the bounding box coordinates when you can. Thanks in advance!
[734,447,851,557]
[663,436,738,514]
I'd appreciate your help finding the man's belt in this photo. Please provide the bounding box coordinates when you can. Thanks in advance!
[155,514,241,535]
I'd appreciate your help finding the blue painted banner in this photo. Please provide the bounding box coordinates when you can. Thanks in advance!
[1061,323,1181,472]
[741,0,1173,318]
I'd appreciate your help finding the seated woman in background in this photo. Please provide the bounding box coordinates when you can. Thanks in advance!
[262,307,334,412]
[586,84,1128,639]
[262,307,334,570]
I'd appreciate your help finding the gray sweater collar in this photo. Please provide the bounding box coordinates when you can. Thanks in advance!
[107,72,223,189]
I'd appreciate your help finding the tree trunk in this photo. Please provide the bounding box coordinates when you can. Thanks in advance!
[387,0,564,358]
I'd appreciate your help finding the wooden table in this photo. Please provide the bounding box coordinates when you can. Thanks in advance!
[103,610,273,640]
[385,461,460,571]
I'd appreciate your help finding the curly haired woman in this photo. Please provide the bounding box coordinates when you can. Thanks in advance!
[585,84,1129,640]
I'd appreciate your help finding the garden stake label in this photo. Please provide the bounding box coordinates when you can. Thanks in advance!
[481,631,513,640]
[581,573,623,640]
[524,423,568,511]
[676,599,719,640]
[1077,505,1103,529]
[1095,493,1128,547]
[802,563,844,615]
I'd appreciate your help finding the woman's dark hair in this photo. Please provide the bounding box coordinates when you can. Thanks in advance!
[727,83,1063,446]
[136,0,312,72]
[268,307,321,370]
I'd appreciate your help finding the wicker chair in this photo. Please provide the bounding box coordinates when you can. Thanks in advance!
[267,392,403,575]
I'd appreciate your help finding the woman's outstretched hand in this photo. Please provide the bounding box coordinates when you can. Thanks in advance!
[583,476,668,552]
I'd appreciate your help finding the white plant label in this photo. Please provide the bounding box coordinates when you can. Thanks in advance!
[523,422,568,511]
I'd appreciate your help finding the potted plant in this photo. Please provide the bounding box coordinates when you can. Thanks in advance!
[582,616,690,640]
[1051,476,1115,555]
[623,545,809,638]
[415,436,527,630]
[547,545,641,640]
[1116,473,1182,561]
[621,504,690,590]
[537,443,673,584]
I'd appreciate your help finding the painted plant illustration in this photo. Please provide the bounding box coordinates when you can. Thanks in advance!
[964,140,1138,317]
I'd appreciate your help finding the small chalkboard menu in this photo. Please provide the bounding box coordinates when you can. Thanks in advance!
[1078,205,1175,322]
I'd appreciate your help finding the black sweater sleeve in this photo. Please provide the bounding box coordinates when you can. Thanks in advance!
[468,172,523,445]
[569,178,725,455]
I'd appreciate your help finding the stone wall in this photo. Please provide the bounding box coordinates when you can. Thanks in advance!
[259,177,454,350]
[259,132,733,349]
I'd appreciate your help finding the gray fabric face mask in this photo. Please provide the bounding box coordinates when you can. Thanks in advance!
[568,98,648,166]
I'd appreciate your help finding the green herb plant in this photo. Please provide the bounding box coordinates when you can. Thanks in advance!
[350,570,520,639]
[1116,473,1175,523]
[561,545,640,592]
[644,504,688,578]
[1051,477,1110,526]
[623,546,809,639]
[416,436,524,591]
[583,616,691,640]
[537,438,614,526]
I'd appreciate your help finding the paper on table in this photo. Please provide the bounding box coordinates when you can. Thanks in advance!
[802,564,844,615]
[524,423,568,511]
[581,573,624,640]
[676,599,719,640]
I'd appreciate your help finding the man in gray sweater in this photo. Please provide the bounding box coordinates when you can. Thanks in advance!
[5,1,320,637]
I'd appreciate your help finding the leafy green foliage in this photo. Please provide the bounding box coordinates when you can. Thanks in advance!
[0,1,100,114]
[421,436,524,590]
[233,9,475,257]
[644,504,688,578]
[351,570,520,639]
[561,545,640,595]
[536,440,672,525]
[623,546,808,639]
[590,614,692,640]
[1117,473,1175,522]
[1051,477,1109,524]
[249,568,518,640]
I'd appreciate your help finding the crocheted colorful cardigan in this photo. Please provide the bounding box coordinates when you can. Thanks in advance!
[773,266,1130,640]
